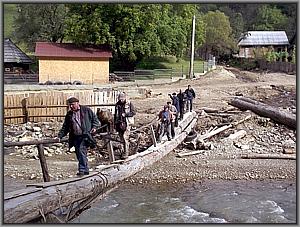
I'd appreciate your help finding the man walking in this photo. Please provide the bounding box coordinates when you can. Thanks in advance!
[157,105,172,143]
[169,92,180,127]
[177,89,187,120]
[114,92,136,159]
[167,101,177,139]
[58,96,100,176]
[185,85,196,112]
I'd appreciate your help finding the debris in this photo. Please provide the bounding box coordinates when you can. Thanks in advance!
[229,96,296,129]
[241,153,296,160]
[234,142,250,150]
[177,150,204,158]
[197,115,251,141]
[226,130,247,141]
[283,148,296,154]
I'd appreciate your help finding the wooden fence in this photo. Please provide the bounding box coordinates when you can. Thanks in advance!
[257,60,296,74]
[4,89,120,124]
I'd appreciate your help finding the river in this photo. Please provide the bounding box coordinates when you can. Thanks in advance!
[70,179,296,224]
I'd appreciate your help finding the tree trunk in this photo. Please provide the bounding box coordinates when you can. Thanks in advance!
[229,97,296,129]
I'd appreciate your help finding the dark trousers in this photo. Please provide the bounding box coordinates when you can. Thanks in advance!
[186,99,193,112]
[158,122,171,142]
[179,103,185,120]
[170,121,175,138]
[174,114,179,127]
[73,135,89,173]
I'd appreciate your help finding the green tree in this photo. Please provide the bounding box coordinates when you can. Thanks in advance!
[202,10,236,57]
[65,4,202,70]
[14,4,67,51]
[252,5,288,30]
[4,4,17,39]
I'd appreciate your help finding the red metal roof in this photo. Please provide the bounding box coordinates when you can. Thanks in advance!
[35,42,112,58]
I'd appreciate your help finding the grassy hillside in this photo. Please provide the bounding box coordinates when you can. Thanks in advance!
[4,4,17,39]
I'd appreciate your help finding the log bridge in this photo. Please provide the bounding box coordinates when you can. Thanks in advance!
[4,111,197,224]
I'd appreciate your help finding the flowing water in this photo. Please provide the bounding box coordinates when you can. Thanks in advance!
[70,180,296,224]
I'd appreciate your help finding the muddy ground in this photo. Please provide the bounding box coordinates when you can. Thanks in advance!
[3,66,296,192]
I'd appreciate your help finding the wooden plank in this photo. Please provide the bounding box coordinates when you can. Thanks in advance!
[37,92,42,122]
[11,94,16,124]
[150,125,157,147]
[37,144,50,182]
[15,94,21,124]
[32,93,36,122]
[41,92,46,122]
[51,91,56,121]
[45,91,51,121]
[107,140,115,163]
[4,94,8,124]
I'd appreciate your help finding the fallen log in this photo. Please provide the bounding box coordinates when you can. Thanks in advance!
[229,97,296,129]
[200,107,219,113]
[241,153,296,160]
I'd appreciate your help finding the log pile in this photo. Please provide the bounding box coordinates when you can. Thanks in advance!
[229,96,296,129]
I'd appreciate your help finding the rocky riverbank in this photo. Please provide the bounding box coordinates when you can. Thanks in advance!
[3,66,296,192]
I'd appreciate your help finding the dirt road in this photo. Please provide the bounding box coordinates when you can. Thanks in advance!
[3,66,296,191]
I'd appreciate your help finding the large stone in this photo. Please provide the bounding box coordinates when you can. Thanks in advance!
[19,136,33,142]
[32,127,41,132]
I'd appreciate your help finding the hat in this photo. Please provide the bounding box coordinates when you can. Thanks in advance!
[172,92,176,95]
[67,96,79,104]
[118,92,126,99]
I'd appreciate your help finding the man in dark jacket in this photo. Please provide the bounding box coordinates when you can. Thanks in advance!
[114,92,136,159]
[177,89,187,120]
[157,105,172,142]
[185,85,196,112]
[58,97,100,176]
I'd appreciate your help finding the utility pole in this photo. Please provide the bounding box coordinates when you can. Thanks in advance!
[189,15,196,79]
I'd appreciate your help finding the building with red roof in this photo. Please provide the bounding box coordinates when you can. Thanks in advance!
[35,42,112,84]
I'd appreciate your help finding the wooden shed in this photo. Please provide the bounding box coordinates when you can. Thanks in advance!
[4,38,33,73]
[237,31,289,58]
[35,42,112,84]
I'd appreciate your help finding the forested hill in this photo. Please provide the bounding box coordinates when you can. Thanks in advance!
[4,3,296,70]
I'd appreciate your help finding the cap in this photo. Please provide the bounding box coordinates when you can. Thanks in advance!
[67,96,79,104]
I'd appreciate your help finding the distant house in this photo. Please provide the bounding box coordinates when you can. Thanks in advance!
[4,38,33,73]
[237,31,289,58]
[35,42,113,84]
